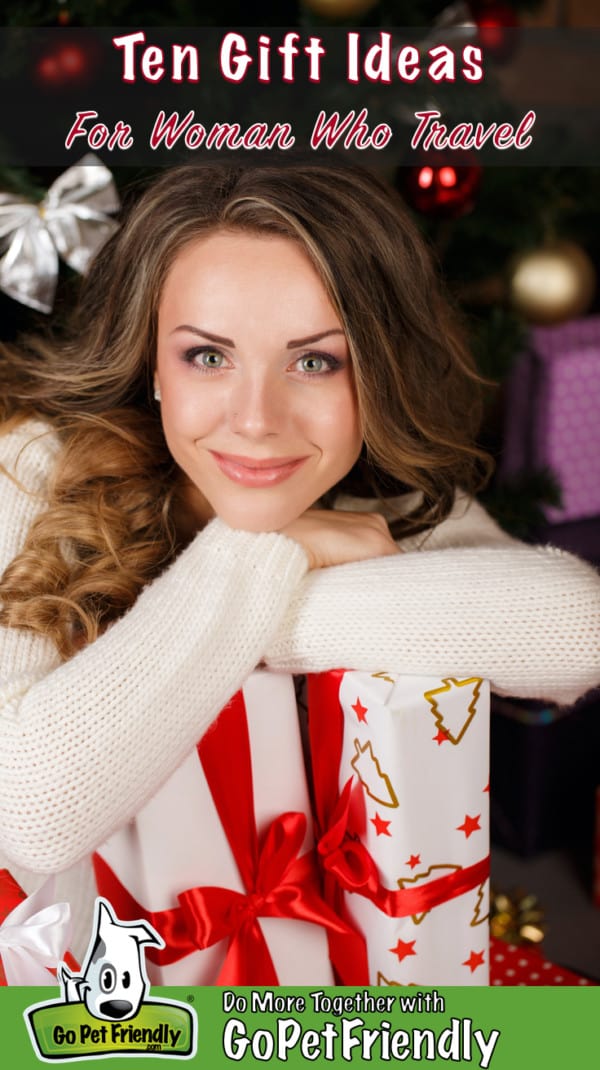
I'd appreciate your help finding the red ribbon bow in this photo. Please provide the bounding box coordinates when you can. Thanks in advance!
[305,673,374,982]
[317,777,380,895]
[95,688,349,985]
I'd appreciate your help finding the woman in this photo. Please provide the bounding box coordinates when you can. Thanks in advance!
[0,161,598,951]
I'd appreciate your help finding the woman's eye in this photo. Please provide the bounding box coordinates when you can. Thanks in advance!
[183,346,227,370]
[300,355,324,373]
[198,348,225,369]
[296,353,338,375]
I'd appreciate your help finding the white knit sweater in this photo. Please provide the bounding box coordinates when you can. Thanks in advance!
[1,420,599,950]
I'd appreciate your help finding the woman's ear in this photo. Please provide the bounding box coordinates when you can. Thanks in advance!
[153,378,162,403]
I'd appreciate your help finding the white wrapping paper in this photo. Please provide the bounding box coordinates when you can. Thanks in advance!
[94,671,335,986]
[333,671,490,986]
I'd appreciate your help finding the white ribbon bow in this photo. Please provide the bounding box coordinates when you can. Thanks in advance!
[0,877,73,985]
[0,153,120,313]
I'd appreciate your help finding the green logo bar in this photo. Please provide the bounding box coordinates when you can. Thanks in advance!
[26,999,196,1060]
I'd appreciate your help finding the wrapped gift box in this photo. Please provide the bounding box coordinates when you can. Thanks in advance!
[93,671,340,986]
[94,669,491,986]
[501,316,600,523]
[307,670,491,986]
[0,869,77,985]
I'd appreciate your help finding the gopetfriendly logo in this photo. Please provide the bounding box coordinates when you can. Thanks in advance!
[25,897,197,1061]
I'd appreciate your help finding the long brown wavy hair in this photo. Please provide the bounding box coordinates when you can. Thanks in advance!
[0,160,492,659]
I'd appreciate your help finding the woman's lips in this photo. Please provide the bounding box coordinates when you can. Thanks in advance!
[210,451,308,487]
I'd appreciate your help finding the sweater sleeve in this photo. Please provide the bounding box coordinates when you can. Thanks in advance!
[265,492,600,706]
[0,423,308,872]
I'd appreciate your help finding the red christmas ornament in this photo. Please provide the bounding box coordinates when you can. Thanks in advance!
[470,1,518,62]
[34,37,98,88]
[56,0,72,25]
[401,155,482,220]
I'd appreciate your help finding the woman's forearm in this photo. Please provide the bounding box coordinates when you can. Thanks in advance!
[265,539,600,705]
[0,513,307,873]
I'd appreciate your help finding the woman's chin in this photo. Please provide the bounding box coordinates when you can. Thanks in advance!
[213,505,305,535]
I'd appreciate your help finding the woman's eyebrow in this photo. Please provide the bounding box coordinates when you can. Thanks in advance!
[168,326,346,349]
[170,325,235,346]
[286,329,345,349]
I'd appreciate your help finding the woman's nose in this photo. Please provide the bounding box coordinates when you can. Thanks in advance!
[228,373,283,439]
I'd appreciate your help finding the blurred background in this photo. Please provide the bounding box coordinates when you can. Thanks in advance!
[1,0,599,983]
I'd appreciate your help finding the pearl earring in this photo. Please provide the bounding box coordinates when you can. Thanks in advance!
[154,385,161,402]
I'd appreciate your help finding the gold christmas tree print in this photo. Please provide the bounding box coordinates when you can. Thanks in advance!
[470,881,490,927]
[423,677,483,745]
[376,972,418,986]
[371,670,396,684]
[350,739,399,808]
[397,864,461,924]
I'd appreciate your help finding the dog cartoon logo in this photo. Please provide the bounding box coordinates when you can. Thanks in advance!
[25,897,196,1061]
[58,897,164,1022]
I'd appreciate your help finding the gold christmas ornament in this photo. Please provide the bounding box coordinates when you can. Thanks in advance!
[508,240,596,326]
[302,0,380,18]
[490,887,545,946]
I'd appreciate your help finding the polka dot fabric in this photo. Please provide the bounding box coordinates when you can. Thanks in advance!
[489,936,596,986]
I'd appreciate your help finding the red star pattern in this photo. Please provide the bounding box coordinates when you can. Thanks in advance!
[371,813,392,837]
[456,814,481,838]
[462,950,485,973]
[483,782,490,793]
[352,697,368,723]
[390,938,417,962]
[433,727,450,745]
[406,854,421,869]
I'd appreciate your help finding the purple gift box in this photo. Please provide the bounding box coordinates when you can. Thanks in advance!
[502,316,600,523]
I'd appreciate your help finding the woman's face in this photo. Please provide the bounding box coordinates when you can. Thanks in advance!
[155,229,362,532]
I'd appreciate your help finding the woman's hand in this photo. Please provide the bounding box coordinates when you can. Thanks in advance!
[282,508,400,569]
